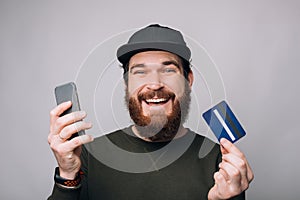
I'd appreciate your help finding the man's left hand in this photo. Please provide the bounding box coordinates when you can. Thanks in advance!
[208,138,254,200]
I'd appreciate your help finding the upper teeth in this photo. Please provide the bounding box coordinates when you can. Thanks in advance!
[146,98,166,103]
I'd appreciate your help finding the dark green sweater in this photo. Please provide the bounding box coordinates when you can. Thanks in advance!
[48,127,245,200]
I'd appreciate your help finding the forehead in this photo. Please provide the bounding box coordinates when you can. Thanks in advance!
[128,51,181,67]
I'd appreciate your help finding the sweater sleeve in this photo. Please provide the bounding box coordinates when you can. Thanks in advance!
[230,191,245,200]
[47,184,81,200]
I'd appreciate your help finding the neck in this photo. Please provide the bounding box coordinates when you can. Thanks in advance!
[131,125,188,142]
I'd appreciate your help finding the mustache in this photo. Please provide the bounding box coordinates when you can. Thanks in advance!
[137,89,176,102]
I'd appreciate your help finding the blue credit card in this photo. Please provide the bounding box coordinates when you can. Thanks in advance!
[202,101,246,143]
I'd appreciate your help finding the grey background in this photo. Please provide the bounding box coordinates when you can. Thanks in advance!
[1,0,299,199]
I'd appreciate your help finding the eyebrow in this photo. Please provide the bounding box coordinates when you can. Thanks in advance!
[161,60,180,69]
[129,64,146,73]
[129,59,181,73]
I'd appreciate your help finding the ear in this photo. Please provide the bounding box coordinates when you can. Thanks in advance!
[187,70,194,88]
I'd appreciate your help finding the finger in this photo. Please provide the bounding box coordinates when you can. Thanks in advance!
[218,167,230,181]
[220,139,254,182]
[52,111,87,135]
[222,152,253,183]
[50,101,72,125]
[220,144,229,154]
[61,135,94,152]
[218,161,241,186]
[59,121,92,141]
[222,153,249,185]
[213,171,228,191]
[220,138,244,158]
[246,163,254,183]
[222,153,247,172]
[221,159,252,191]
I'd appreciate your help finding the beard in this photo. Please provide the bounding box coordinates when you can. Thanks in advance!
[125,83,191,142]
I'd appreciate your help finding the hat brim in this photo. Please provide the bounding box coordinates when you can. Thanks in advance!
[117,42,191,65]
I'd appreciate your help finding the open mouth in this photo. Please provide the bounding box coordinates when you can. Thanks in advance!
[138,90,176,108]
[145,98,169,105]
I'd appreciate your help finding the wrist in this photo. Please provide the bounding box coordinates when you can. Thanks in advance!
[54,167,82,189]
[59,168,78,180]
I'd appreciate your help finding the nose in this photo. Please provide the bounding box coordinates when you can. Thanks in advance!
[146,72,164,91]
[146,82,164,91]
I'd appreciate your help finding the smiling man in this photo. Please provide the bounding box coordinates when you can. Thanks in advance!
[48,24,253,200]
[126,51,192,142]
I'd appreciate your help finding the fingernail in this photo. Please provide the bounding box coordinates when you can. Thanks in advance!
[80,134,93,143]
[215,172,222,179]
[64,101,72,105]
[86,122,93,129]
[220,138,227,145]
[79,111,87,117]
[222,155,226,161]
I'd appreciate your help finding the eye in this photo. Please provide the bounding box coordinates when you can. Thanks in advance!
[132,70,146,75]
[162,67,177,73]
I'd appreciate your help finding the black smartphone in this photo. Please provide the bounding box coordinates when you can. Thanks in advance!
[54,82,85,139]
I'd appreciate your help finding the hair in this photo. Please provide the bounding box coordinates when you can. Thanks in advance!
[121,55,191,85]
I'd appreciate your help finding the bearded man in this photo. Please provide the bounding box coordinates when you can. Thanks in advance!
[48,24,253,200]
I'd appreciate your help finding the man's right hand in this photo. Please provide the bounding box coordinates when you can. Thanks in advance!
[48,101,94,179]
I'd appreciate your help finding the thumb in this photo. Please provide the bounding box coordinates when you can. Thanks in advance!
[220,143,228,155]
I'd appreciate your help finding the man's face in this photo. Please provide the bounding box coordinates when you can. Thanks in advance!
[125,51,193,141]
